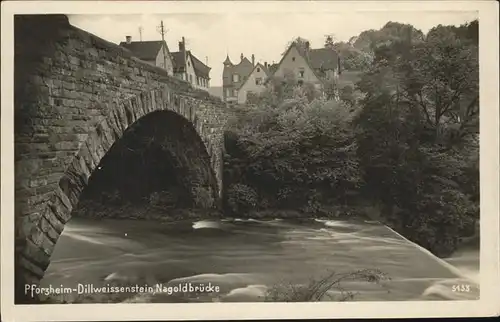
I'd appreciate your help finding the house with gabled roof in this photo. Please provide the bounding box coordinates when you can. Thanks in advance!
[271,41,342,90]
[222,53,256,102]
[171,37,211,91]
[119,36,174,75]
[236,62,271,104]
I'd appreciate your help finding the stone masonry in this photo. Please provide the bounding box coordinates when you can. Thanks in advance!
[14,15,235,302]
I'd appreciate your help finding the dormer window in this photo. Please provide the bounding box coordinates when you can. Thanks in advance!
[232,74,240,82]
[257,67,260,72]
[292,57,296,62]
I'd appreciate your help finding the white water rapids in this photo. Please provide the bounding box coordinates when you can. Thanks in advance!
[39,216,479,303]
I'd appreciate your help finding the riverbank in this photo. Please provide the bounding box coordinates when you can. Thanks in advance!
[72,200,379,227]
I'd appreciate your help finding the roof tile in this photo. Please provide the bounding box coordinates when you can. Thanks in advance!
[308,48,339,70]
[119,41,165,61]
[171,51,211,78]
[189,52,211,79]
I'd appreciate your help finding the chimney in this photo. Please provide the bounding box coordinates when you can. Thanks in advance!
[251,54,255,66]
[179,37,186,52]
[264,62,268,68]
[240,53,244,61]
[126,36,132,44]
[304,41,311,60]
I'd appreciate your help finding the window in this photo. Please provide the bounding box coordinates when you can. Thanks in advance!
[299,68,305,78]
[292,57,296,61]
[257,67,260,72]
[188,61,190,66]
[189,74,193,83]
[233,89,238,96]
[255,77,262,85]
[298,80,304,86]
[232,74,239,82]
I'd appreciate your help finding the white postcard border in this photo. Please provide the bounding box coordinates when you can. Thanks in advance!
[1,1,499,321]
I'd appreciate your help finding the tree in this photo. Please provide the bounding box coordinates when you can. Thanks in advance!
[353,21,479,257]
[353,29,379,52]
[283,37,311,55]
[324,35,335,48]
[396,27,479,145]
[332,41,373,71]
[352,22,425,53]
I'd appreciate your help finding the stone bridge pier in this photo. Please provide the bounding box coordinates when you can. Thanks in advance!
[13,14,235,302]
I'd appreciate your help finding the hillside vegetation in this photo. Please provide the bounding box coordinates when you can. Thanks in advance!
[223,20,479,258]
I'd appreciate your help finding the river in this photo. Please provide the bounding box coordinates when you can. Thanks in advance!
[40,216,480,303]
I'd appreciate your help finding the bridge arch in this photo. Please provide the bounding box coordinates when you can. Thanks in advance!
[74,109,220,218]
[16,89,223,302]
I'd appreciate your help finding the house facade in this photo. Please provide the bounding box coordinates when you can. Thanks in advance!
[171,37,211,90]
[119,36,175,75]
[237,63,270,104]
[222,40,341,104]
[222,53,255,102]
[272,41,341,91]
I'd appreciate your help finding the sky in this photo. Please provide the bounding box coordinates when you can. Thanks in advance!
[69,11,478,87]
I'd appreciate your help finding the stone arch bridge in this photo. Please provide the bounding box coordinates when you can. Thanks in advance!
[13,15,236,302]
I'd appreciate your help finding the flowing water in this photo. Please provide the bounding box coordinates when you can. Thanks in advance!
[40,216,480,303]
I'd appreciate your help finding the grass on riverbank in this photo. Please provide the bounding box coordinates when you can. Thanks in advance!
[264,269,390,302]
[72,199,224,223]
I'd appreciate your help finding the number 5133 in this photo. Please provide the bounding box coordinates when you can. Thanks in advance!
[452,284,471,292]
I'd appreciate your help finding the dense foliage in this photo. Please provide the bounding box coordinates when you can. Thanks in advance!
[224,19,479,257]
[225,94,362,217]
[353,20,479,256]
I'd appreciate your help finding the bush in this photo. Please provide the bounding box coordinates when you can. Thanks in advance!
[339,85,356,108]
[228,99,362,208]
[223,79,365,220]
[264,269,390,302]
[226,183,258,214]
[191,185,216,209]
